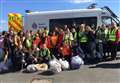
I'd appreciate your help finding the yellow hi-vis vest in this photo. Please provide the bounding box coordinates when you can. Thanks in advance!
[78,32,87,43]
[108,29,116,42]
[64,33,73,45]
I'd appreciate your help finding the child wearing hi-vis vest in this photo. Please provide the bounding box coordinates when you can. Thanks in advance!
[39,44,53,63]
[59,42,72,65]
[49,31,58,58]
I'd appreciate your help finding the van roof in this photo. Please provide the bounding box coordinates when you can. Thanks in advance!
[27,8,104,15]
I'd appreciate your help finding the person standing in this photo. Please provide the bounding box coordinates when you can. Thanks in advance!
[95,25,107,59]
[44,28,49,36]
[56,29,64,49]
[107,23,118,60]
[85,25,96,62]
[71,28,77,45]
[116,27,120,51]
[78,24,88,57]
[63,28,73,46]
[25,32,33,50]
[49,31,58,58]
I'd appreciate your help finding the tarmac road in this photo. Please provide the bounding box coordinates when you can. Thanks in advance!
[0,57,120,83]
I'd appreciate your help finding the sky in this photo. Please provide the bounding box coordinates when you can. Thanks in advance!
[0,0,120,32]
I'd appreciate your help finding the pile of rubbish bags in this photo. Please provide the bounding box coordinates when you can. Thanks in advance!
[26,55,84,74]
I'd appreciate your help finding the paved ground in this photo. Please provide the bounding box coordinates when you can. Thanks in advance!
[0,57,120,83]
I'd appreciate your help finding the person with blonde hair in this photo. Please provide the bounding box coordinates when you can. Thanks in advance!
[107,22,119,60]
[63,28,73,46]
[78,24,87,58]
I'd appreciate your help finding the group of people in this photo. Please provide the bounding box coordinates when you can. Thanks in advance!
[0,22,119,72]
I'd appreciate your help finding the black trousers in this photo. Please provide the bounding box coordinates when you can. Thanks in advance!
[96,42,104,58]
[80,42,87,54]
[64,55,72,69]
[108,41,117,59]
[50,47,59,59]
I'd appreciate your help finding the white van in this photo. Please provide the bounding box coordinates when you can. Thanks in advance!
[24,6,120,32]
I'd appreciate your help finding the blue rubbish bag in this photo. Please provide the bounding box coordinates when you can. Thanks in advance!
[0,59,12,73]
[0,62,9,73]
[71,55,84,69]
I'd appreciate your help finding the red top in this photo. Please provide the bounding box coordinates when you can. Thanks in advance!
[116,29,120,39]
[33,37,40,46]
[56,33,64,48]
[51,35,58,48]
[46,36,51,49]
[39,36,48,49]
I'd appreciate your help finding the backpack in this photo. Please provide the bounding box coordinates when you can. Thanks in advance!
[71,55,84,69]
[49,59,62,73]
[59,59,69,70]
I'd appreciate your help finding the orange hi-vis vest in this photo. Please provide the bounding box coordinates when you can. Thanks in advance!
[50,35,58,48]
[60,45,71,57]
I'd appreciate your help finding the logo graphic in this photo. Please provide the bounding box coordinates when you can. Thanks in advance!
[38,23,47,28]
[32,22,37,29]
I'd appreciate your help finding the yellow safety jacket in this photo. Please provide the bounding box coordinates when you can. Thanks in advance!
[108,29,117,42]
[78,32,87,43]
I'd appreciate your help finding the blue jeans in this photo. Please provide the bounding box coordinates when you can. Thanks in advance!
[87,42,96,59]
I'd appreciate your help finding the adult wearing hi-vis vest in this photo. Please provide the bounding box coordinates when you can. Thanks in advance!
[95,25,109,59]
[78,24,87,56]
[107,23,118,60]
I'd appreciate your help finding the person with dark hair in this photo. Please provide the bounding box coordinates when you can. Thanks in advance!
[59,42,72,65]
[2,31,6,37]
[0,34,4,62]
[0,33,14,72]
[95,25,109,60]
[95,26,104,59]
[39,32,47,49]
[33,33,40,47]
[56,28,64,49]
[71,28,77,44]
[54,26,60,35]
[85,26,97,63]
[44,27,49,36]
[39,44,52,63]
[49,31,58,58]
[13,41,24,71]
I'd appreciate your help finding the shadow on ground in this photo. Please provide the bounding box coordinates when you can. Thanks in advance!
[38,70,56,76]
[89,63,120,69]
